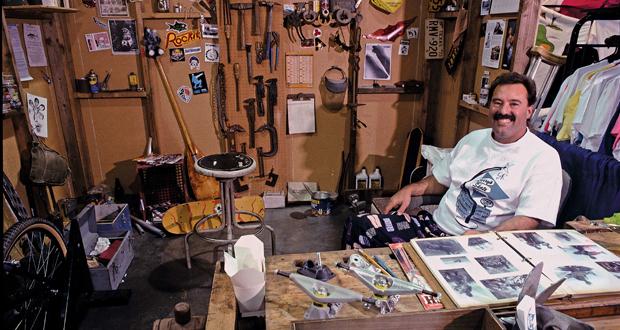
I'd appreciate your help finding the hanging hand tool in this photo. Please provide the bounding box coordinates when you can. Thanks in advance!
[233,63,241,112]
[259,1,280,64]
[225,124,245,152]
[245,44,253,84]
[214,63,229,139]
[265,78,277,126]
[256,124,278,157]
[244,98,256,148]
[269,32,280,72]
[230,2,253,51]
[223,0,232,63]
[319,0,330,24]
[254,75,265,117]
[251,0,261,35]
[256,147,265,177]
[255,41,265,64]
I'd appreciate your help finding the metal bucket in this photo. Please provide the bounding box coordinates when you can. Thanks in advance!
[310,191,337,216]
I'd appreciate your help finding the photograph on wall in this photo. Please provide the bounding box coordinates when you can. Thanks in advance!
[189,72,208,95]
[97,0,129,17]
[481,0,492,15]
[501,19,517,70]
[27,93,48,138]
[108,19,139,55]
[364,44,392,80]
[85,32,112,52]
[490,0,519,14]
[481,19,505,68]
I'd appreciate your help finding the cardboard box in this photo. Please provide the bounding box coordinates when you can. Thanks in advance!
[94,203,132,236]
[78,204,134,291]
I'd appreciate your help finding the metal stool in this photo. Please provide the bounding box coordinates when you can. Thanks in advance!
[184,152,276,269]
[525,46,566,130]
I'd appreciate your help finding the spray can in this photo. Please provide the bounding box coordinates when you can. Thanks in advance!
[86,69,100,93]
[369,167,383,189]
[355,167,369,190]
[128,72,139,91]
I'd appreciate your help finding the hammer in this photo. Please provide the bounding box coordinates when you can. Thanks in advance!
[230,3,253,51]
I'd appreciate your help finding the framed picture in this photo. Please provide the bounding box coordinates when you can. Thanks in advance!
[108,19,139,55]
[97,0,129,17]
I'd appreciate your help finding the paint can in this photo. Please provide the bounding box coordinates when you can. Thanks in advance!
[310,191,336,216]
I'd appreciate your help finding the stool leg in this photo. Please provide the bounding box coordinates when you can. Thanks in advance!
[185,232,193,269]
[264,224,276,255]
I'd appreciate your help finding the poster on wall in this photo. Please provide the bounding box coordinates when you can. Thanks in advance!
[490,0,519,14]
[85,32,112,52]
[109,19,139,55]
[97,0,129,17]
[7,25,33,81]
[481,19,505,69]
[364,44,392,80]
[501,19,517,70]
[23,24,48,67]
[27,93,48,138]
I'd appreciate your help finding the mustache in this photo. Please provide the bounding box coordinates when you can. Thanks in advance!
[493,113,516,121]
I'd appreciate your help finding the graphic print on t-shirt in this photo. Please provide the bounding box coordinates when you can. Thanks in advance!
[456,166,508,229]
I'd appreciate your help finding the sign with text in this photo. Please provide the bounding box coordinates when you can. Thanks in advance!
[424,19,444,59]
[428,0,446,12]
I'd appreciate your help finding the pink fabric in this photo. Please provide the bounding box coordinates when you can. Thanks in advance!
[612,115,620,149]
[558,0,620,19]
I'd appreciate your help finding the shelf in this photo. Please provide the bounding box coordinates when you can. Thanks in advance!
[358,85,424,95]
[3,5,78,18]
[142,12,209,20]
[459,100,489,116]
[433,11,459,19]
[75,90,147,99]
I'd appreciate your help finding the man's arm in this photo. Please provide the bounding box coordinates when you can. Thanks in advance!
[383,175,448,214]
[463,215,539,235]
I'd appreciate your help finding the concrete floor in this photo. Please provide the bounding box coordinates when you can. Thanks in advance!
[79,204,349,329]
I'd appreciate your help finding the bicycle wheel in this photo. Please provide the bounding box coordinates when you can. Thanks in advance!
[3,218,68,330]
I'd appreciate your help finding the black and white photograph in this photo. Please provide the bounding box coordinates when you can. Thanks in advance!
[417,238,466,256]
[97,0,129,17]
[475,255,517,274]
[480,0,492,15]
[201,23,219,39]
[441,256,470,265]
[438,268,477,297]
[556,265,597,285]
[596,261,620,279]
[554,231,579,243]
[108,19,139,55]
[513,232,552,250]
[480,274,526,299]
[501,19,517,70]
[364,44,392,80]
[561,245,607,260]
[468,237,492,251]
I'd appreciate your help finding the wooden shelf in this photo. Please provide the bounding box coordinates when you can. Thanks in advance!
[75,90,147,99]
[3,5,78,18]
[434,11,459,19]
[143,12,208,20]
[358,85,423,95]
[459,100,489,116]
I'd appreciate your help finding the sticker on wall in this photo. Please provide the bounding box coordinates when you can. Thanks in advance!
[188,56,200,70]
[364,43,392,80]
[97,0,129,17]
[164,29,201,49]
[189,71,208,94]
[201,24,219,39]
[109,19,139,55]
[85,32,112,52]
[93,17,108,29]
[169,48,185,62]
[185,46,201,54]
[204,44,220,62]
[399,40,410,55]
[27,93,48,138]
[177,86,192,103]
[166,20,188,33]
[406,27,419,39]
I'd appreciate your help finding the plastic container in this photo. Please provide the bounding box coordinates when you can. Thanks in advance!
[369,167,382,189]
[355,167,369,189]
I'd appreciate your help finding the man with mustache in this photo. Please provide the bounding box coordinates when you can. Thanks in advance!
[344,73,563,248]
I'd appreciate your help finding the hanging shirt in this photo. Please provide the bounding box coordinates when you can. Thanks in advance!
[571,65,620,137]
[612,116,620,161]
[574,74,620,151]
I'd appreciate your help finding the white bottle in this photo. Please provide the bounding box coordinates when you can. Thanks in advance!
[355,167,369,190]
[369,167,382,189]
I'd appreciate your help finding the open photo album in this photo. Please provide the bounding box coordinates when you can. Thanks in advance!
[410,230,620,308]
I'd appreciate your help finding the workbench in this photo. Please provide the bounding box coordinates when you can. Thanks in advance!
[206,231,620,329]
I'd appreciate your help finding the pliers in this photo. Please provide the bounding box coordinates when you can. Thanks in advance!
[269,31,280,73]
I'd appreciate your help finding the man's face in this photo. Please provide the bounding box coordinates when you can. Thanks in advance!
[488,83,532,144]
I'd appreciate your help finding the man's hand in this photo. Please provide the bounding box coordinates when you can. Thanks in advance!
[383,185,414,215]
[463,230,481,235]
[382,175,448,215]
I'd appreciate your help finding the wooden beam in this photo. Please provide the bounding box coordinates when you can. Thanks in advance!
[42,14,92,195]
[514,0,541,73]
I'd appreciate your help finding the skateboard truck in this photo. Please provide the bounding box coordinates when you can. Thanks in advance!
[295,252,335,281]
[276,269,376,320]
[336,262,441,314]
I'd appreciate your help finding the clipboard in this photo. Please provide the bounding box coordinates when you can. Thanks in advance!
[286,93,316,134]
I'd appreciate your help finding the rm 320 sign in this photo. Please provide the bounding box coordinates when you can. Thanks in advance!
[425,19,444,59]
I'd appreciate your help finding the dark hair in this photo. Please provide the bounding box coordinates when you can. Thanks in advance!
[488,72,537,106]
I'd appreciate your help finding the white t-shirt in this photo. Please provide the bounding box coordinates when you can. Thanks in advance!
[431,129,563,235]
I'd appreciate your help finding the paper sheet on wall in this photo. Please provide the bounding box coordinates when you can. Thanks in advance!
[7,24,33,81]
[481,19,506,69]
[27,93,48,138]
[490,0,520,14]
[287,97,316,134]
[23,24,48,67]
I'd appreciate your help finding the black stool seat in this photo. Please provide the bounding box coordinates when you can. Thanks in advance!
[195,152,256,178]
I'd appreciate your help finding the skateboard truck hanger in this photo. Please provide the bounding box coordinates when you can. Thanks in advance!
[336,262,441,314]
[276,269,376,320]
[295,252,336,281]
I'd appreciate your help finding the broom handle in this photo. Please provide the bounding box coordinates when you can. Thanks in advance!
[153,57,198,156]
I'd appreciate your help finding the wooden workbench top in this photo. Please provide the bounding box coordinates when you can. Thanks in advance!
[264,248,453,330]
